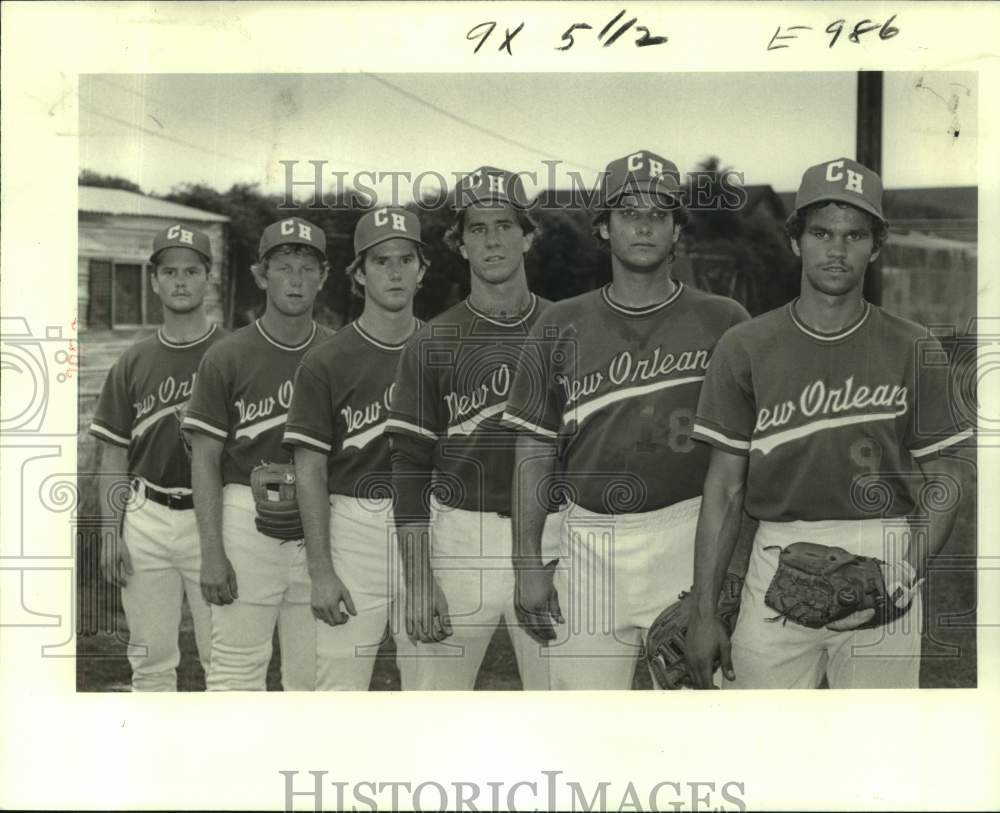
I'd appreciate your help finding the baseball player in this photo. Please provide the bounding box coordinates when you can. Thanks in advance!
[385,167,559,690]
[686,158,971,689]
[183,216,332,691]
[503,150,750,690]
[283,207,426,691]
[90,224,226,691]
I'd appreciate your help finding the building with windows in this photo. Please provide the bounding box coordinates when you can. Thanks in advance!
[78,185,228,331]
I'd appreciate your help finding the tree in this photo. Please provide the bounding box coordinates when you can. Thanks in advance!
[165,183,383,328]
[684,155,799,314]
[529,207,608,301]
[686,155,745,242]
[166,183,282,326]
[79,169,143,193]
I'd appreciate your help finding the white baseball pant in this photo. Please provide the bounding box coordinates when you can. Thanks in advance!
[547,496,702,690]
[206,485,315,691]
[315,495,400,691]
[119,483,211,691]
[395,500,563,691]
[723,518,923,690]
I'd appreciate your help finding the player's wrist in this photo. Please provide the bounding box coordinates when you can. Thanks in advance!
[398,526,431,572]
[400,550,435,586]
[200,540,227,562]
[405,559,435,581]
[512,555,544,572]
[691,590,721,617]
[308,556,339,581]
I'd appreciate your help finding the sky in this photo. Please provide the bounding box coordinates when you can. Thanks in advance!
[78,71,978,202]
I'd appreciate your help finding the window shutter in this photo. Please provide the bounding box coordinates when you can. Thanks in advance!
[113,263,143,326]
[144,266,164,325]
[87,260,112,328]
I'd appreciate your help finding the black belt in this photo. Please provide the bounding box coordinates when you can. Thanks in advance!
[136,482,194,511]
[436,501,511,519]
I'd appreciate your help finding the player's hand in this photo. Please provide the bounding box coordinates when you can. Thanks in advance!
[686,607,735,689]
[311,569,357,627]
[515,561,563,645]
[827,558,923,631]
[405,568,452,644]
[200,552,239,606]
[100,535,133,588]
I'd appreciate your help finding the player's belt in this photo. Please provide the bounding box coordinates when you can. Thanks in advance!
[145,490,194,510]
[133,479,194,511]
[432,495,511,519]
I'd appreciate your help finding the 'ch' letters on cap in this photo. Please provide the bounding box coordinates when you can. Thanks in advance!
[825,160,865,194]
[788,157,885,226]
[374,208,409,233]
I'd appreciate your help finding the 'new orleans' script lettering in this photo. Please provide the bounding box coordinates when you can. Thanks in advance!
[341,383,396,435]
[556,346,709,405]
[134,373,197,419]
[755,375,908,432]
[235,379,294,425]
[444,364,511,423]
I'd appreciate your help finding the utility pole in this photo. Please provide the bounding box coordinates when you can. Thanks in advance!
[857,71,884,305]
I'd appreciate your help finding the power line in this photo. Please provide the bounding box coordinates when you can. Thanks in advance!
[90,76,297,167]
[91,75,292,150]
[87,75,389,174]
[79,103,263,170]
[86,75,603,185]
[364,74,602,174]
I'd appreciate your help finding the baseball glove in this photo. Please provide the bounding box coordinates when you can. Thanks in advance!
[646,572,745,690]
[763,541,920,630]
[249,462,304,541]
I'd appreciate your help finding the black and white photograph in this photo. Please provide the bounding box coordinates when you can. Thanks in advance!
[2,2,998,811]
[73,70,979,695]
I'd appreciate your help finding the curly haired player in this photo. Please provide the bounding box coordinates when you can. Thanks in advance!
[183,217,333,691]
[385,167,560,690]
[283,207,426,690]
[503,150,749,690]
[686,158,971,690]
[90,224,226,691]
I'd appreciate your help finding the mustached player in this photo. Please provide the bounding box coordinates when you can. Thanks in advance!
[386,167,559,690]
[183,217,332,691]
[90,224,226,690]
[284,207,426,691]
[687,158,971,689]
[503,150,749,690]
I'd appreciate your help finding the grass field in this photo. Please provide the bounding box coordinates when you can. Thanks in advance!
[77,454,977,692]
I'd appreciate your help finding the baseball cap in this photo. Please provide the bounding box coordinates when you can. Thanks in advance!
[452,166,531,210]
[354,207,425,255]
[788,158,886,225]
[602,150,682,209]
[150,224,212,265]
[258,216,327,259]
